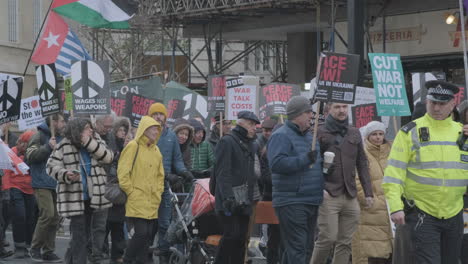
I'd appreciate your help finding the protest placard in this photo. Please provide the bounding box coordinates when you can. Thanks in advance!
[71,60,110,115]
[225,76,259,120]
[208,75,226,113]
[351,103,381,129]
[0,78,23,125]
[124,93,160,127]
[18,96,44,131]
[259,83,300,120]
[315,52,360,104]
[36,64,60,116]
[369,53,411,116]
[111,77,163,116]
[166,99,187,126]
[64,77,73,111]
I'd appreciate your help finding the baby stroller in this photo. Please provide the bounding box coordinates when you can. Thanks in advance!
[166,178,223,264]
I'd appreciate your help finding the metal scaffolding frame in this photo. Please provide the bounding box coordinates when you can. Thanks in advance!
[84,0,379,87]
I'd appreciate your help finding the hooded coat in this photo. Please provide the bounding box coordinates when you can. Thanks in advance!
[118,116,165,220]
[188,119,214,172]
[26,122,61,189]
[172,119,194,170]
[106,118,130,222]
[46,131,114,217]
[352,139,393,264]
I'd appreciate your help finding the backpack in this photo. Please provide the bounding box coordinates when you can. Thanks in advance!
[209,133,254,196]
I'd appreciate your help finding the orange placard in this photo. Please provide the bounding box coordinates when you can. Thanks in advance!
[255,201,279,224]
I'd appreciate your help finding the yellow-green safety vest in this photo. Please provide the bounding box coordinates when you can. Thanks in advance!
[383,113,468,219]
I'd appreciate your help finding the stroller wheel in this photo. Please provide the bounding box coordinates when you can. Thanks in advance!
[169,248,186,264]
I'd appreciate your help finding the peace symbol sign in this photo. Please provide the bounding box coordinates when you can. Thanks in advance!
[36,65,57,101]
[71,61,105,98]
[0,79,19,111]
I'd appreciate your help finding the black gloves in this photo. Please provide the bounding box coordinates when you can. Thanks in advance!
[166,174,183,190]
[180,171,194,182]
[223,197,236,213]
[308,151,318,164]
[192,169,211,179]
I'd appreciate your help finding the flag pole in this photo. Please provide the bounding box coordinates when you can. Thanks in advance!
[459,0,468,100]
[22,0,54,77]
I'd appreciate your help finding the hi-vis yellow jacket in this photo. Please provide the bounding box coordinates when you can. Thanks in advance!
[383,113,468,219]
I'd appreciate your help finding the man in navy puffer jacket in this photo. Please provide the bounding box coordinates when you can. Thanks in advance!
[267,96,323,264]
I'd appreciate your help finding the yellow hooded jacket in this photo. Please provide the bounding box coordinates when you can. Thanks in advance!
[118,116,165,219]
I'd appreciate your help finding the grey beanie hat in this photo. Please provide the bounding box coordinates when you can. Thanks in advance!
[363,121,386,139]
[287,96,311,120]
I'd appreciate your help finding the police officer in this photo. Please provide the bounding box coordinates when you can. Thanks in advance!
[383,80,468,264]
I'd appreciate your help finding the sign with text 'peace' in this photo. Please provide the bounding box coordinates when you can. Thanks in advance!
[71,60,110,115]
[315,52,360,104]
[369,53,411,116]
[35,64,59,117]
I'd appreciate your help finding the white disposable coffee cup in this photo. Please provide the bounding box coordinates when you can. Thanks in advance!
[323,152,335,174]
[324,151,335,164]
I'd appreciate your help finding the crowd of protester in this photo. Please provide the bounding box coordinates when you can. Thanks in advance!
[0,93,466,264]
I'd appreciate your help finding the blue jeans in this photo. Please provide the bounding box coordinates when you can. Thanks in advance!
[275,204,318,264]
[9,188,37,248]
[157,185,172,252]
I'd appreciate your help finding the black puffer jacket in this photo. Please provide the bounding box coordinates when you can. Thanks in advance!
[214,125,257,215]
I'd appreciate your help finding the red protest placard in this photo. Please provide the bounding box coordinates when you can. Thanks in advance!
[351,103,381,128]
[258,83,300,120]
[208,75,226,112]
[124,93,161,127]
[315,52,360,104]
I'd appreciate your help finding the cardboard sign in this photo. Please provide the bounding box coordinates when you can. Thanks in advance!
[125,93,160,127]
[36,64,60,116]
[71,60,110,115]
[207,75,226,112]
[315,52,360,104]
[166,99,187,126]
[225,76,258,120]
[259,83,300,120]
[18,96,44,131]
[0,78,23,125]
[351,103,381,128]
[369,53,411,116]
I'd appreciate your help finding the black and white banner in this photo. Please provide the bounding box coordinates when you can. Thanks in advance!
[0,78,23,125]
[36,64,60,116]
[71,60,110,115]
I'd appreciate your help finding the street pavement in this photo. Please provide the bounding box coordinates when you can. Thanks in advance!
[0,231,266,263]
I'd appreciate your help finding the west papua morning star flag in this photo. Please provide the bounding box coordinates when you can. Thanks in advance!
[56,30,92,76]
[31,12,68,65]
[31,11,91,75]
[53,0,139,29]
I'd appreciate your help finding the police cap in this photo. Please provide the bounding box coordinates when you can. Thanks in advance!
[425,80,459,102]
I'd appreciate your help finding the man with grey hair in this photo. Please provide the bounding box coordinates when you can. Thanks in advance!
[213,111,260,264]
[94,113,116,141]
[267,96,323,264]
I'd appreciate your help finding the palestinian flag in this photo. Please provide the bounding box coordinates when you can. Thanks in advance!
[52,0,138,29]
